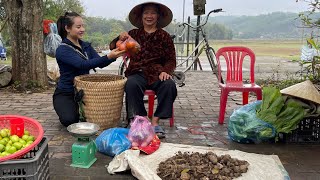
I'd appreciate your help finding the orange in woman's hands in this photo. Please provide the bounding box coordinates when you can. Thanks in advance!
[126,38,140,55]
[118,42,127,51]
[115,38,140,55]
[126,40,136,50]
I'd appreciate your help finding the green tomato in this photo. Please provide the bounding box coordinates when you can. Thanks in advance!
[0,139,6,146]
[27,136,34,142]
[13,142,23,150]
[0,129,8,138]
[19,139,26,145]
[22,135,29,141]
[0,144,4,152]
[10,135,19,143]
[24,130,30,136]
[7,140,12,146]
[1,151,10,156]
[5,145,11,152]
[7,146,17,154]
[26,141,33,145]
[3,137,9,143]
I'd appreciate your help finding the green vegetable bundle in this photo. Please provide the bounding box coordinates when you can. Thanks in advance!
[256,87,305,136]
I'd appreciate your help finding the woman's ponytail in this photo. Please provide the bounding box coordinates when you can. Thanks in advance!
[57,16,67,39]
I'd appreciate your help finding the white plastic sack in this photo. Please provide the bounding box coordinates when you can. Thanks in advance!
[301,45,317,62]
[44,23,61,58]
[107,143,290,180]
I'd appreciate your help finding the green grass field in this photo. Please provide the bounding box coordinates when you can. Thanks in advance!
[176,39,303,61]
[212,39,302,60]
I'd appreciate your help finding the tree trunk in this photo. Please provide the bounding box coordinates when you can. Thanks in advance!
[3,0,47,89]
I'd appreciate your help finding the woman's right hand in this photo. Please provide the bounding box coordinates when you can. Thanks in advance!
[107,48,126,59]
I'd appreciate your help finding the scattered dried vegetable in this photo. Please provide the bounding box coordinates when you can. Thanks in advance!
[157,151,249,180]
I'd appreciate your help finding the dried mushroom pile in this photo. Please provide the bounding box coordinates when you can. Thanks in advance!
[157,151,249,180]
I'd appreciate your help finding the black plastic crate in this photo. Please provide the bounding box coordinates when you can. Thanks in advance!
[0,137,49,180]
[280,117,320,144]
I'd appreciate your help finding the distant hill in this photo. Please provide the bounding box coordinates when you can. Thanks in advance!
[206,12,319,39]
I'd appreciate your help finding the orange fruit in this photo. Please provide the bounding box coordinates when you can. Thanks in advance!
[118,43,127,51]
[126,40,136,50]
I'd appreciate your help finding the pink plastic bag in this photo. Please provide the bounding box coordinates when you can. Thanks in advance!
[128,116,155,147]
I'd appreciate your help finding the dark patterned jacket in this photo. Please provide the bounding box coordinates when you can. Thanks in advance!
[125,28,176,85]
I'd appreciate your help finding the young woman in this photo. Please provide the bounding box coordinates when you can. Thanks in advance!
[53,12,125,127]
[111,2,177,138]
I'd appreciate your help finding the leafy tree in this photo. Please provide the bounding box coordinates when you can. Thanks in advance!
[43,0,84,21]
[84,17,110,35]
[209,12,305,39]
[121,17,135,31]
[84,32,108,47]
[106,20,125,45]
[296,0,320,82]
[0,1,9,45]
[205,23,232,40]
[82,17,125,47]
[296,0,320,28]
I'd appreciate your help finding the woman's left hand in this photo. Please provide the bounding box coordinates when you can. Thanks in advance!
[159,72,172,81]
[107,48,126,59]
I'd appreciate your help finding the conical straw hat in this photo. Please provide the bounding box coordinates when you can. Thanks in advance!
[280,80,320,104]
[128,2,173,28]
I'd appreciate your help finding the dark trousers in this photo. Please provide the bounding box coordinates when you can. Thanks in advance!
[53,88,79,127]
[125,72,177,120]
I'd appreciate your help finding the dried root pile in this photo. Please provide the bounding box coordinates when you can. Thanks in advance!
[157,151,249,180]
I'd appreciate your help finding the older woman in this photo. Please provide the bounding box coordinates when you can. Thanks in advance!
[112,2,177,138]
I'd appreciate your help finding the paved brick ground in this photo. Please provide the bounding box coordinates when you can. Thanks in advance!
[1,71,320,180]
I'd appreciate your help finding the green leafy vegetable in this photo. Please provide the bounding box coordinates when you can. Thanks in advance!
[256,87,305,137]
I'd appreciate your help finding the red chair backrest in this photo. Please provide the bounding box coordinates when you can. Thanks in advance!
[216,46,256,83]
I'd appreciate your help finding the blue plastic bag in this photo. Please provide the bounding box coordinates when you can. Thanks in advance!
[95,128,131,157]
[228,100,276,144]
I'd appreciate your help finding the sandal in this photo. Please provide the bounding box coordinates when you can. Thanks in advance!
[154,125,166,139]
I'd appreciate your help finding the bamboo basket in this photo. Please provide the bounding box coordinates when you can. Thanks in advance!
[74,74,127,130]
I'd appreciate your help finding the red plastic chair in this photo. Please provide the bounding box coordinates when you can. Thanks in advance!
[216,46,262,124]
[122,56,174,127]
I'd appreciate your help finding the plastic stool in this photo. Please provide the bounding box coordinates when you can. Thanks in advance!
[145,90,174,127]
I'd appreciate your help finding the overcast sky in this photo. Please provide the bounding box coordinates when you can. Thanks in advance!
[81,0,310,22]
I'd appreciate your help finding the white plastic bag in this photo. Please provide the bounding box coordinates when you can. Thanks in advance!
[44,23,61,58]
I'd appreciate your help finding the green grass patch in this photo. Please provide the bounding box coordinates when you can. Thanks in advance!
[0,57,12,66]
[175,39,303,60]
[211,39,302,60]
[0,56,56,67]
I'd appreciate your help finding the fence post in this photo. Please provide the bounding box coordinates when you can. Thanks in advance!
[186,16,190,68]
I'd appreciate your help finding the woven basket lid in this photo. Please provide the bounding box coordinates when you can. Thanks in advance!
[280,80,320,104]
